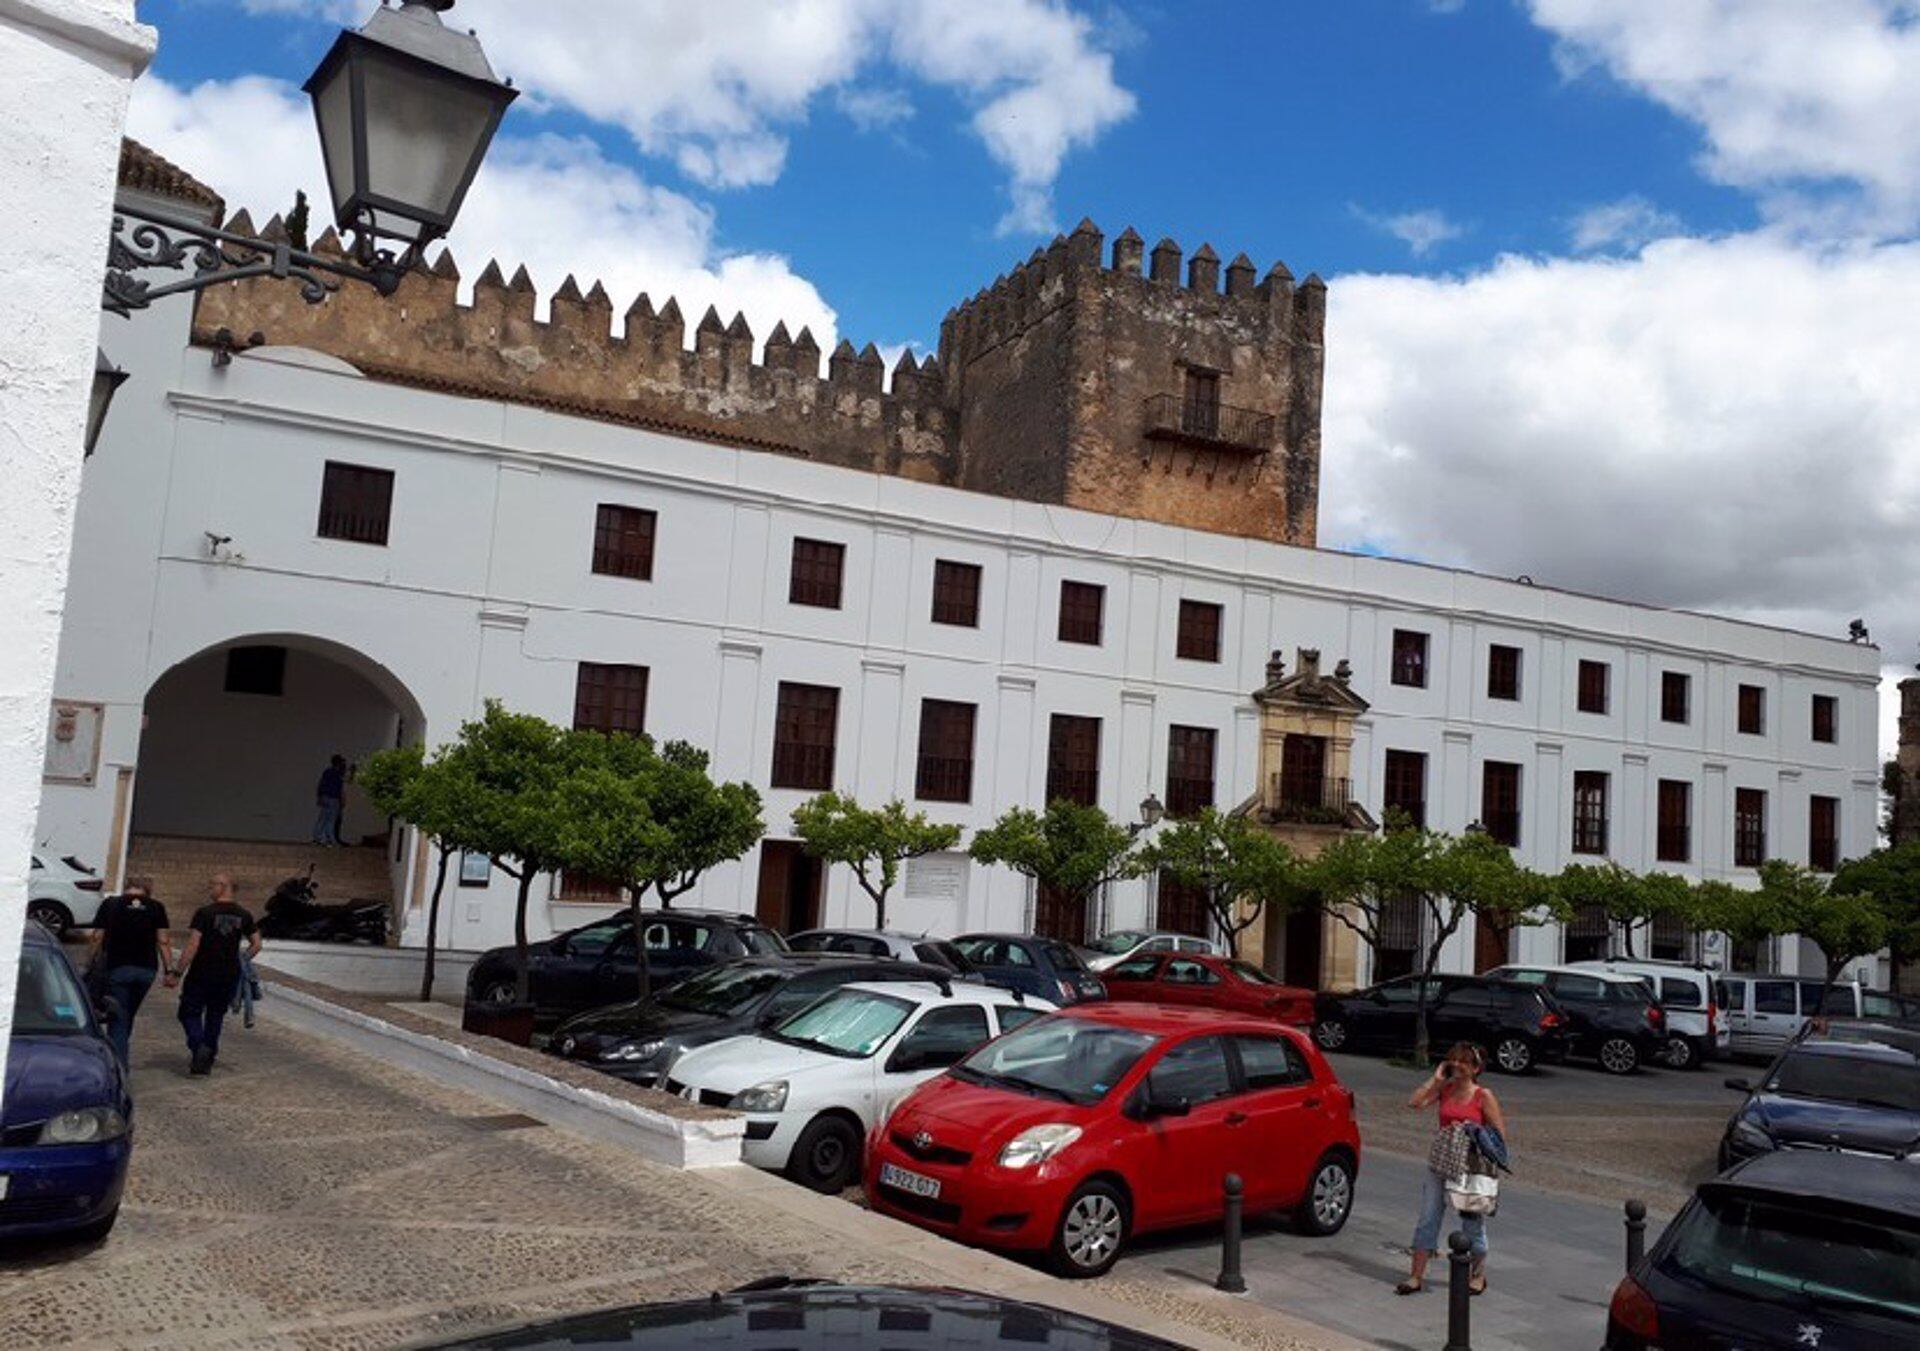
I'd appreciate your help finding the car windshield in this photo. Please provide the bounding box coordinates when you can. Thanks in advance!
[785,933,833,952]
[13,943,91,1036]
[1088,931,1151,955]
[1663,1192,1920,1319]
[954,1017,1157,1106]
[1766,1052,1920,1111]
[1226,960,1281,985]
[1043,941,1092,973]
[770,988,914,1059]
[659,965,787,1016]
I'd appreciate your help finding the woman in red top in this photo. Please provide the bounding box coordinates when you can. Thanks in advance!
[1396,1042,1508,1296]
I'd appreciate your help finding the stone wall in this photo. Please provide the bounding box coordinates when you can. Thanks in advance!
[189,215,1321,546]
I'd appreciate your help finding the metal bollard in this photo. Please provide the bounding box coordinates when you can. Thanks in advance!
[1444,1231,1473,1351]
[1624,1199,1647,1272]
[1216,1173,1247,1293]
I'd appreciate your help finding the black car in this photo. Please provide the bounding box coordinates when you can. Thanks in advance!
[546,953,956,1086]
[952,932,1106,1004]
[1488,965,1667,1074]
[465,909,787,1027]
[1312,974,1569,1074]
[428,1282,1190,1349]
[1718,1030,1920,1171]
[1606,1152,1920,1349]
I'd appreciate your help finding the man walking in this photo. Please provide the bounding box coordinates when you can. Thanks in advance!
[165,874,260,1075]
[88,875,172,1064]
[314,753,348,846]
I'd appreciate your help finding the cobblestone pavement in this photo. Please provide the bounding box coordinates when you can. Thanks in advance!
[1,982,1339,1351]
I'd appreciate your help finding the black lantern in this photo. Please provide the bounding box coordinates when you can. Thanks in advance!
[85,348,128,458]
[304,0,516,277]
[1138,793,1165,830]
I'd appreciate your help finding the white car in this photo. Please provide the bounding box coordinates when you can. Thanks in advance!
[1081,929,1222,972]
[1570,957,1731,1070]
[665,980,1053,1192]
[28,854,106,936]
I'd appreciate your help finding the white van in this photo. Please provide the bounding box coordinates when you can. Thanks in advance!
[1571,958,1729,1070]
[1718,974,1864,1058]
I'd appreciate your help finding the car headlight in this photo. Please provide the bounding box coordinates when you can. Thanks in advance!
[603,1039,665,1063]
[730,1080,789,1113]
[1730,1119,1774,1155]
[998,1123,1082,1169]
[38,1107,129,1145]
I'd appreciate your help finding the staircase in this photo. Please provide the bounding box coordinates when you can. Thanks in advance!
[124,835,396,917]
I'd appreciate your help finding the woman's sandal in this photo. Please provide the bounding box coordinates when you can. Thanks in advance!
[1394,1279,1425,1296]
[1469,1276,1488,1296]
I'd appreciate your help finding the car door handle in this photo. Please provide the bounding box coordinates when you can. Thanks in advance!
[1224,1111,1248,1126]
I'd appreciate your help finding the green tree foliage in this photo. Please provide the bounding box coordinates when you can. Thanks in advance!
[1140,809,1305,958]
[1690,878,1788,961]
[791,793,961,931]
[1831,841,1920,984]
[1757,860,1890,1006]
[1554,861,1695,958]
[969,800,1141,925]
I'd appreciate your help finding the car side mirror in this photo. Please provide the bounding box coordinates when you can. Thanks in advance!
[1723,1076,1752,1093]
[548,935,571,956]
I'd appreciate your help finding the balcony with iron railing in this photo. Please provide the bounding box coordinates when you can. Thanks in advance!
[1268,773,1352,826]
[1143,393,1277,452]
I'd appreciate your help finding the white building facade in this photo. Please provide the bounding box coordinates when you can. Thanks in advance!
[43,276,1883,986]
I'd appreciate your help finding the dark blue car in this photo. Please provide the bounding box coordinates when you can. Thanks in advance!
[1718,1029,1920,1169]
[952,932,1105,1005]
[1,924,133,1242]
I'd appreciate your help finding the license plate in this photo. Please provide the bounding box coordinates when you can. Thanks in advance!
[0,1175,8,1200]
[880,1162,940,1198]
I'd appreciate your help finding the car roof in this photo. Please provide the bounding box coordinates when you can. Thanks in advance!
[1712,1152,1920,1221]
[1574,958,1710,976]
[1058,1001,1298,1036]
[1784,1035,1920,1068]
[837,979,1026,1006]
[1494,963,1648,984]
[728,952,922,970]
[1808,1019,1920,1054]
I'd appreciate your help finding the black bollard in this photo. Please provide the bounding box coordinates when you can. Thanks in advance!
[1624,1199,1647,1272]
[1216,1173,1247,1293]
[1444,1231,1473,1351]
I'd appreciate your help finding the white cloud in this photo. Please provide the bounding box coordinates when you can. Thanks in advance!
[836,85,915,132]
[1353,206,1466,256]
[237,0,1132,233]
[1569,195,1683,252]
[127,74,841,360]
[1528,0,1920,237]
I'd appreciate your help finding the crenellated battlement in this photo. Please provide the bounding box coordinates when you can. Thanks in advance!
[186,208,1322,545]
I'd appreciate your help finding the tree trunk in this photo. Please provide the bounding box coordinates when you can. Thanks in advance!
[512,869,535,1005]
[1620,921,1636,959]
[629,884,654,1002]
[874,889,888,931]
[419,842,451,1003]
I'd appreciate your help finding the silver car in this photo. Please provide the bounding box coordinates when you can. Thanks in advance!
[1081,929,1221,972]
[785,929,976,973]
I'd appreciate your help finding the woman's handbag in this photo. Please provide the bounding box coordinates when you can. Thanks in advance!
[1427,1124,1471,1178]
[1447,1169,1500,1215]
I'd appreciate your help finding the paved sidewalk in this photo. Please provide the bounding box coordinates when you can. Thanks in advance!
[0,983,1343,1351]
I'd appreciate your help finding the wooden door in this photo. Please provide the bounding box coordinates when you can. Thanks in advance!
[1474,919,1510,974]
[754,840,821,935]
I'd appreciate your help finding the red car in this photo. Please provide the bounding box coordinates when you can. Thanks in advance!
[1100,952,1316,1025]
[865,1004,1361,1277]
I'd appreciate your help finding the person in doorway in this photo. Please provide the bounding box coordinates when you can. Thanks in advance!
[164,873,260,1075]
[313,753,348,846]
[87,875,172,1064]
[1396,1043,1507,1297]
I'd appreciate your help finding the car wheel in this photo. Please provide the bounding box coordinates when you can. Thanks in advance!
[27,900,72,938]
[1665,1036,1699,1071]
[1050,1180,1129,1278]
[1599,1036,1641,1075]
[1313,1018,1348,1051]
[1492,1036,1535,1075]
[1294,1153,1356,1236]
[788,1114,861,1194]
[478,979,518,1006]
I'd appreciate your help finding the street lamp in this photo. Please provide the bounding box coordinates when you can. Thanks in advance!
[84,348,129,458]
[1132,793,1165,837]
[102,0,514,315]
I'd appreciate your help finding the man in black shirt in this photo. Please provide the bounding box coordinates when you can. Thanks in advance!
[166,873,261,1075]
[88,876,172,1064]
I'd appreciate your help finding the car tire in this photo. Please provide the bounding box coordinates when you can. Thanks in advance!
[477,979,519,1006]
[1050,1180,1129,1278]
[788,1114,861,1194]
[1492,1036,1535,1075]
[1294,1153,1356,1237]
[1665,1035,1700,1071]
[27,899,72,938]
[1599,1036,1641,1075]
[1313,1018,1349,1052]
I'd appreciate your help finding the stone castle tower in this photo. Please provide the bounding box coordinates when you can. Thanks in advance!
[185,192,1324,547]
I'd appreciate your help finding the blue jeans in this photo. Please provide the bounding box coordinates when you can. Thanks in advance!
[179,975,238,1059]
[229,951,258,1022]
[313,796,343,844]
[103,965,156,1064]
[1413,1168,1488,1258]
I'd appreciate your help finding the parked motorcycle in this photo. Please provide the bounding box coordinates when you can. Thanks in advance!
[261,868,390,945]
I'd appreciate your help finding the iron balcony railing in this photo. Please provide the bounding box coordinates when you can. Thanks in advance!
[1143,393,1277,451]
[1269,773,1351,825]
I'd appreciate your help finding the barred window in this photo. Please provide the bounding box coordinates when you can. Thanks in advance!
[931,560,982,628]
[1734,788,1767,867]
[1046,714,1101,805]
[1176,600,1223,663]
[1572,771,1609,855]
[1157,871,1211,939]
[1383,750,1427,829]
[789,538,845,609]
[1392,630,1429,689]
[1058,581,1105,646]
[772,683,839,790]
[1565,903,1611,963]
[1480,761,1522,846]
[1487,645,1522,701]
[592,504,656,580]
[1577,660,1610,715]
[318,461,394,545]
[1656,779,1691,863]
[915,699,976,803]
[1165,726,1217,819]
[573,663,648,737]
[1649,911,1695,963]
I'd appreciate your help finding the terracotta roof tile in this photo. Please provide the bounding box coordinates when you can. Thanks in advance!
[118,139,225,216]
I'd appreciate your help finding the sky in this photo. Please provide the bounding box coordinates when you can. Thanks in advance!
[128,1,1920,756]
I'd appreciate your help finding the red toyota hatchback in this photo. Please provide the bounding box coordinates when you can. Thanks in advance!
[1099,952,1316,1025]
[865,1004,1361,1277]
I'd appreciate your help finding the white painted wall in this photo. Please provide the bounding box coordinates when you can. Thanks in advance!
[37,318,1885,981]
[0,0,153,1110]
[134,644,405,842]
